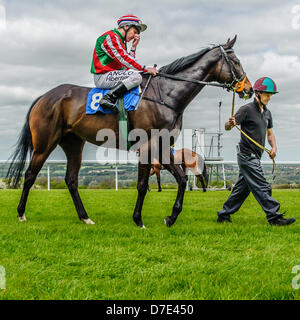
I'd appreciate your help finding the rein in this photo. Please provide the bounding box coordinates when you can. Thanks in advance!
[133,91,175,112]
[230,90,277,180]
[156,46,244,91]
[156,71,233,90]
[135,46,247,112]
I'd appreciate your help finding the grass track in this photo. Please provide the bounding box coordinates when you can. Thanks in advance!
[0,189,300,300]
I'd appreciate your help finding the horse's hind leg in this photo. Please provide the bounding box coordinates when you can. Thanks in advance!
[133,163,151,228]
[189,166,207,192]
[192,163,208,192]
[196,174,207,192]
[156,171,162,192]
[17,151,53,221]
[163,162,187,227]
[195,156,208,192]
[59,134,93,224]
[181,164,188,189]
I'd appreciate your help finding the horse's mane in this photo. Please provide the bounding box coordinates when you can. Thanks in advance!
[159,47,212,75]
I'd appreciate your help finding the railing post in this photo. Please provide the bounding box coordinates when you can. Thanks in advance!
[115,165,118,191]
[222,164,226,189]
[47,165,50,191]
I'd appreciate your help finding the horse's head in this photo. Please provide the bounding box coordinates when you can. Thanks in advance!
[214,35,253,99]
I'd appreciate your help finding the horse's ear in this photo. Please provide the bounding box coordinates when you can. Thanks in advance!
[224,35,237,49]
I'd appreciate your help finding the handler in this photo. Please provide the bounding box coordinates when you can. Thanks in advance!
[217,77,296,226]
[90,14,157,113]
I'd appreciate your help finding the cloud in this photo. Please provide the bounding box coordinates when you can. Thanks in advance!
[0,85,42,106]
[0,3,6,32]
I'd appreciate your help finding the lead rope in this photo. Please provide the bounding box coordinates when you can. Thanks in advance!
[231,90,277,180]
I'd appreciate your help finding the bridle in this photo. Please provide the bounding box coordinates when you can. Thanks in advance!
[157,45,248,94]
[218,46,247,93]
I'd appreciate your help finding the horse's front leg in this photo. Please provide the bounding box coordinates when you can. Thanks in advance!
[133,163,152,228]
[163,162,187,227]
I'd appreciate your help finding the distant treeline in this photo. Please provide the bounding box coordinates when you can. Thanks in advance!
[0,163,299,189]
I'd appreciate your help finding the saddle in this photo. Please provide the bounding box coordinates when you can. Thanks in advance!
[86,87,140,151]
[86,87,140,115]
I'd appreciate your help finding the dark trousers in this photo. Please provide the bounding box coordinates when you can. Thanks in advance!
[218,153,282,221]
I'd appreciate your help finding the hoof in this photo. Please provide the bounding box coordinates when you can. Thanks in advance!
[158,189,162,192]
[134,221,145,228]
[164,216,174,227]
[18,215,26,222]
[133,215,145,228]
[81,218,95,225]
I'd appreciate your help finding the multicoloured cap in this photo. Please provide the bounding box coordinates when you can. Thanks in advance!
[117,14,147,33]
[253,77,278,94]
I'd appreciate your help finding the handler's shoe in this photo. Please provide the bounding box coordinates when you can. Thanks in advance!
[217,213,232,223]
[269,216,296,226]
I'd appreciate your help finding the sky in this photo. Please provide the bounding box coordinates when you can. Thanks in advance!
[0,0,300,162]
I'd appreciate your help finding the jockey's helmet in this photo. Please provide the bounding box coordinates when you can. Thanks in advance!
[253,77,279,94]
[117,14,147,33]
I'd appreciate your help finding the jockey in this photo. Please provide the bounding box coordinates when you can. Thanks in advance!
[91,14,158,113]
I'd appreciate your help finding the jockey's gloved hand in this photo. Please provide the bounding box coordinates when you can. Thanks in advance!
[146,66,158,76]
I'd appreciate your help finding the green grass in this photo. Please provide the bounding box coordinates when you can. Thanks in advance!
[0,189,300,300]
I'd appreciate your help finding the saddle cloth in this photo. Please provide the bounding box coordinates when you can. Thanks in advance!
[86,87,140,114]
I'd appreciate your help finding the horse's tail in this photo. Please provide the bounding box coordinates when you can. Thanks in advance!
[6,96,42,188]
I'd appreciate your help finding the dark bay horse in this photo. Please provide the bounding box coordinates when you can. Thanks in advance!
[7,36,253,228]
[150,148,208,192]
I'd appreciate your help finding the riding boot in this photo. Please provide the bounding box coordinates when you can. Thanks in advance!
[100,83,129,114]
